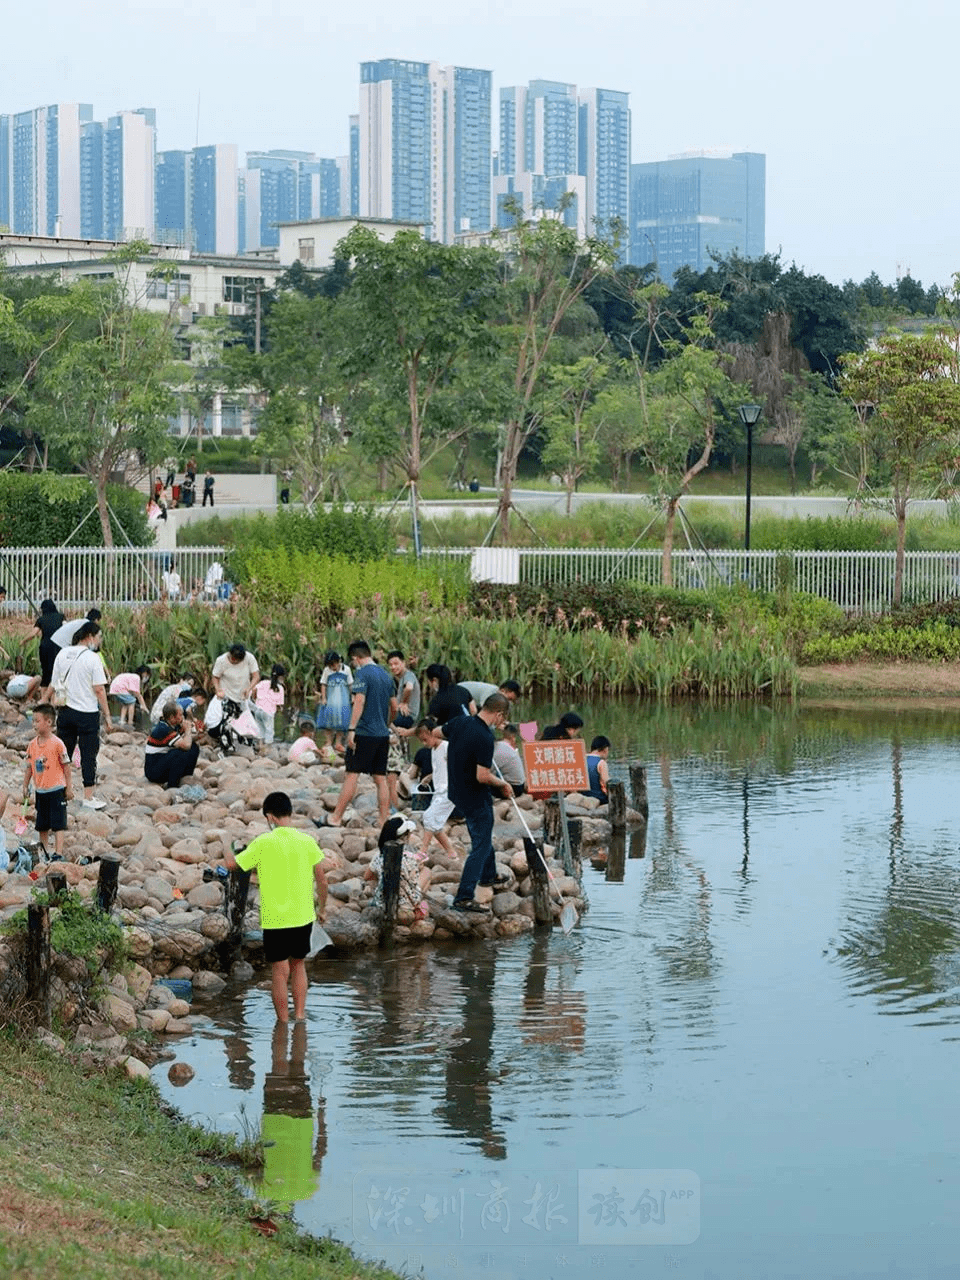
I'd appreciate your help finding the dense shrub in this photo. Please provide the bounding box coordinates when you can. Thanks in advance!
[241,549,470,615]
[750,515,893,551]
[179,505,392,564]
[468,581,733,637]
[0,474,149,547]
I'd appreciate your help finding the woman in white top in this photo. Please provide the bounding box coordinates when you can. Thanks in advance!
[50,621,111,810]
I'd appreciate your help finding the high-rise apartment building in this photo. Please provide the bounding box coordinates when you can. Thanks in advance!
[155,149,192,245]
[101,109,155,241]
[192,143,238,256]
[242,150,305,249]
[2,103,92,237]
[494,79,629,245]
[358,58,491,242]
[298,157,343,220]
[0,115,12,229]
[578,88,630,240]
[630,151,765,279]
[348,115,359,217]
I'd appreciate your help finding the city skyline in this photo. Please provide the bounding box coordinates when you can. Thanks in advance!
[3,0,948,288]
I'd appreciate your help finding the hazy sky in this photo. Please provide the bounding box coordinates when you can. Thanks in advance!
[4,0,956,288]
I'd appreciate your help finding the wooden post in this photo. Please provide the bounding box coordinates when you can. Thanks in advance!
[543,796,562,845]
[96,857,121,914]
[629,818,648,859]
[225,867,251,950]
[26,903,51,1029]
[523,837,552,925]
[46,871,68,902]
[608,780,627,832]
[567,817,583,883]
[606,832,626,882]
[379,840,403,942]
[629,764,649,820]
[556,793,575,876]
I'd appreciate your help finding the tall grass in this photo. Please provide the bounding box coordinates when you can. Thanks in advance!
[73,597,798,704]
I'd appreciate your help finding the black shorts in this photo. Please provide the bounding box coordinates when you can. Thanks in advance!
[345,735,389,777]
[262,922,312,964]
[35,788,68,832]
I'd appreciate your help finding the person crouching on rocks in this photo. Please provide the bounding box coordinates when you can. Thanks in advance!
[364,815,431,920]
[144,701,202,790]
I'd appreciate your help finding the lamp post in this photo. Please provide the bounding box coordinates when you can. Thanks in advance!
[738,403,763,551]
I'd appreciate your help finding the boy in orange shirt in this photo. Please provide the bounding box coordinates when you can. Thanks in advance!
[23,704,73,861]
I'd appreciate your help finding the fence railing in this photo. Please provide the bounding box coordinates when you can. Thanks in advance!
[0,546,228,611]
[424,547,960,614]
[1,544,959,615]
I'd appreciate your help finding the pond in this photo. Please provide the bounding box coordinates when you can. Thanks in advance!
[153,700,960,1280]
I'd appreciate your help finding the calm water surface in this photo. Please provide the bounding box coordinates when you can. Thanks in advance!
[153,701,960,1280]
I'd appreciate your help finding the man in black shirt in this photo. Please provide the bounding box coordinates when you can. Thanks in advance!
[446,692,513,912]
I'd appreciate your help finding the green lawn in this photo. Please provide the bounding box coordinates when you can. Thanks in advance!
[0,1034,399,1280]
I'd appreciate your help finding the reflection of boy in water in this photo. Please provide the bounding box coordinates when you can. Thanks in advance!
[261,1020,327,1210]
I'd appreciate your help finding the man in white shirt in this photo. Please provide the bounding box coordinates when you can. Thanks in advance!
[212,644,259,704]
[50,621,111,809]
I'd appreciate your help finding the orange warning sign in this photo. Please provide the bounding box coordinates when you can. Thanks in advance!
[522,739,589,796]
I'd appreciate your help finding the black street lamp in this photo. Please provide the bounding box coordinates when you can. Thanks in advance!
[738,403,763,551]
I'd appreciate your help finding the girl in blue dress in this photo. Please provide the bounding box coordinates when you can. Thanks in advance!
[316,650,352,758]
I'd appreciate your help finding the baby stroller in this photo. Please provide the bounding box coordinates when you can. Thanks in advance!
[206,696,259,754]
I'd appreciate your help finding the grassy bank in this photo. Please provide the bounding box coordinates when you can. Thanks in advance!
[0,1034,398,1280]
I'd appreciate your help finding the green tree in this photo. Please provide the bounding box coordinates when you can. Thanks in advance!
[634,300,747,583]
[839,332,960,605]
[176,313,240,455]
[788,371,860,488]
[30,246,180,546]
[540,354,608,513]
[493,200,618,538]
[252,290,352,506]
[336,227,500,550]
[0,270,74,468]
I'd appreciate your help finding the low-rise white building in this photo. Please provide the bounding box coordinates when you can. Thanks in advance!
[275,216,422,270]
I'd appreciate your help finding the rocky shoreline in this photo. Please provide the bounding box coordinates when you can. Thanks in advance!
[0,698,641,1070]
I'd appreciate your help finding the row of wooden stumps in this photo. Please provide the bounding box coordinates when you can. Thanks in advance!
[25,858,253,1029]
[605,764,649,881]
[376,772,652,939]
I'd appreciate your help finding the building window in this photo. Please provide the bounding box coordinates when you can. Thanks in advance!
[298,237,315,264]
[146,273,191,300]
[222,275,263,303]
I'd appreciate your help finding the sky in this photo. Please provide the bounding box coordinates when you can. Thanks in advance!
[4,0,957,289]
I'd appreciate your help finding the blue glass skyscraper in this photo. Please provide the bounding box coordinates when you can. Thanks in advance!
[630,151,765,279]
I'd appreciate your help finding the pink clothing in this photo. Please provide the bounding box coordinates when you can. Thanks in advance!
[288,735,315,762]
[254,680,285,714]
[109,673,142,697]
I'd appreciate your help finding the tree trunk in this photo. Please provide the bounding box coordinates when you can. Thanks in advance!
[378,457,389,492]
[662,496,678,587]
[96,477,114,548]
[565,476,574,515]
[496,424,522,541]
[789,446,798,495]
[894,500,906,608]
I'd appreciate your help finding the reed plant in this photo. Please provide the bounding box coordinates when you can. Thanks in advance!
[89,596,799,703]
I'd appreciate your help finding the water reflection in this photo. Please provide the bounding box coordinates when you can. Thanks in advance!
[260,1021,326,1208]
[151,702,960,1280]
[435,950,505,1159]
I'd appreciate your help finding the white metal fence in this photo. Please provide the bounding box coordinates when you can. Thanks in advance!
[0,546,229,612]
[424,547,960,613]
[1,544,958,614]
